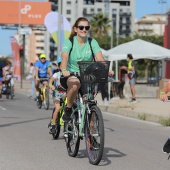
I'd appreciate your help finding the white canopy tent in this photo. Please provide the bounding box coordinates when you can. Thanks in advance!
[106,39,170,100]
[106,39,170,80]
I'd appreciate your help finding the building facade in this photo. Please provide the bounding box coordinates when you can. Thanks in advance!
[62,0,135,37]
[135,14,167,36]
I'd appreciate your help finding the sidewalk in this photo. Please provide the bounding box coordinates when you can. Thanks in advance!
[14,80,170,124]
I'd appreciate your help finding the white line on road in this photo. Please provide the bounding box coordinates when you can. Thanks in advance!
[0,106,6,110]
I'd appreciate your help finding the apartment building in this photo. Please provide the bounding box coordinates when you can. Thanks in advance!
[135,14,167,36]
[62,0,135,37]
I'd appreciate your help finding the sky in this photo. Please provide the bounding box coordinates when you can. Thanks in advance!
[0,0,170,56]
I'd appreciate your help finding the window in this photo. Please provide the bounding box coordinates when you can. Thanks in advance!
[91,8,94,12]
[67,18,71,22]
[97,8,102,12]
[67,1,71,5]
[67,10,71,14]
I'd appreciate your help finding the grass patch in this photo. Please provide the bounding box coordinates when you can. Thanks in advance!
[138,113,146,121]
[158,117,170,126]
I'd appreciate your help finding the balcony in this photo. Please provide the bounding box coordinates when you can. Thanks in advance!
[120,12,131,16]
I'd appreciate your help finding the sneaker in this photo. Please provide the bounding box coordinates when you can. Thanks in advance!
[99,101,105,105]
[129,99,137,103]
[104,101,109,105]
[62,107,72,122]
[0,93,2,98]
[163,138,170,154]
[49,124,56,134]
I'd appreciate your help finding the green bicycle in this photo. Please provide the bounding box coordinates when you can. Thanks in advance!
[64,61,110,165]
[37,78,50,110]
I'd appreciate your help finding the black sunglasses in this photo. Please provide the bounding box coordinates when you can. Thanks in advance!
[77,25,90,31]
[40,58,46,59]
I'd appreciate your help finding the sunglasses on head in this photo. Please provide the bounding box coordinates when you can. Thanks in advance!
[40,57,46,59]
[77,25,90,31]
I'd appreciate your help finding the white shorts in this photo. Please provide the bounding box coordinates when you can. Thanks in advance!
[53,90,65,103]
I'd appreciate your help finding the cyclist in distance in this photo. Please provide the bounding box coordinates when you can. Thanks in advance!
[34,53,52,98]
[3,61,15,97]
[60,17,113,122]
[48,56,66,134]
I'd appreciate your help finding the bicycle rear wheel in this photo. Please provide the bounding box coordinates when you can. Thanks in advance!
[51,108,61,140]
[85,105,104,165]
[65,113,80,157]
[44,88,49,110]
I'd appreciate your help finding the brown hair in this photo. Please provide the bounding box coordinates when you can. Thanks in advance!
[69,17,90,39]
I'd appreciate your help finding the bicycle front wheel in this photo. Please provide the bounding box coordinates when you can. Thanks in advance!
[65,112,80,157]
[85,105,104,165]
[44,88,49,110]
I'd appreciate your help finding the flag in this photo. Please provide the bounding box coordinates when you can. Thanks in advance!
[10,36,21,81]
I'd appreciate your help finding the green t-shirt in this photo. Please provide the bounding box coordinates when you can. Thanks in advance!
[62,36,101,72]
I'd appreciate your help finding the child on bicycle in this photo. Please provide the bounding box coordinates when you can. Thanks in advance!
[48,56,67,134]
[160,80,170,154]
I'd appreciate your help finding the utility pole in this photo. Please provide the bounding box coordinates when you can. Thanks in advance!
[158,0,167,35]
[57,0,61,58]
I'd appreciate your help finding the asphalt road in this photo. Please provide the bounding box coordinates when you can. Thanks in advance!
[0,93,170,170]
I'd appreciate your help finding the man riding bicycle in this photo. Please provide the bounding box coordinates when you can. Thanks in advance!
[34,53,52,98]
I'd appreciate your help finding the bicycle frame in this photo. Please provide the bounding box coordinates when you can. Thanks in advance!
[67,84,97,137]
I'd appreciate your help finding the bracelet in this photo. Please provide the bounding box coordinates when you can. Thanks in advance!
[49,83,53,87]
[36,76,39,79]
[160,91,166,94]
[62,69,67,72]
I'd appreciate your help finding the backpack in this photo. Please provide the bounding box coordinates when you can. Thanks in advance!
[69,37,95,61]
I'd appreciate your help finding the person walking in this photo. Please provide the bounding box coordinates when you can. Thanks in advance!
[28,63,35,99]
[121,54,137,103]
[99,82,109,105]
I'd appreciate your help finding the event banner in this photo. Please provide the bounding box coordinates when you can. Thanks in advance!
[10,36,21,81]
[0,1,51,25]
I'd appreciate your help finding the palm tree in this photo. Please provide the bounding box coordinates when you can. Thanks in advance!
[90,12,111,38]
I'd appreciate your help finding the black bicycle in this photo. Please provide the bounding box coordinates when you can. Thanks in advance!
[2,78,14,99]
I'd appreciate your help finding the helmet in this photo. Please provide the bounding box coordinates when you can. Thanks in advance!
[57,56,62,63]
[39,53,46,59]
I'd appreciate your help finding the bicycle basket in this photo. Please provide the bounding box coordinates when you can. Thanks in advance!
[77,61,110,83]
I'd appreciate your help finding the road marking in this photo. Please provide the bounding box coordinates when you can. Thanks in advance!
[0,106,6,110]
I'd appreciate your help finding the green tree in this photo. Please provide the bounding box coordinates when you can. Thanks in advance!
[90,12,111,38]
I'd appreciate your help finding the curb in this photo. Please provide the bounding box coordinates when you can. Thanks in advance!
[98,105,162,124]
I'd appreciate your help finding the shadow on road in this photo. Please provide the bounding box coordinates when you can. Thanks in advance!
[0,117,50,128]
[76,147,126,166]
